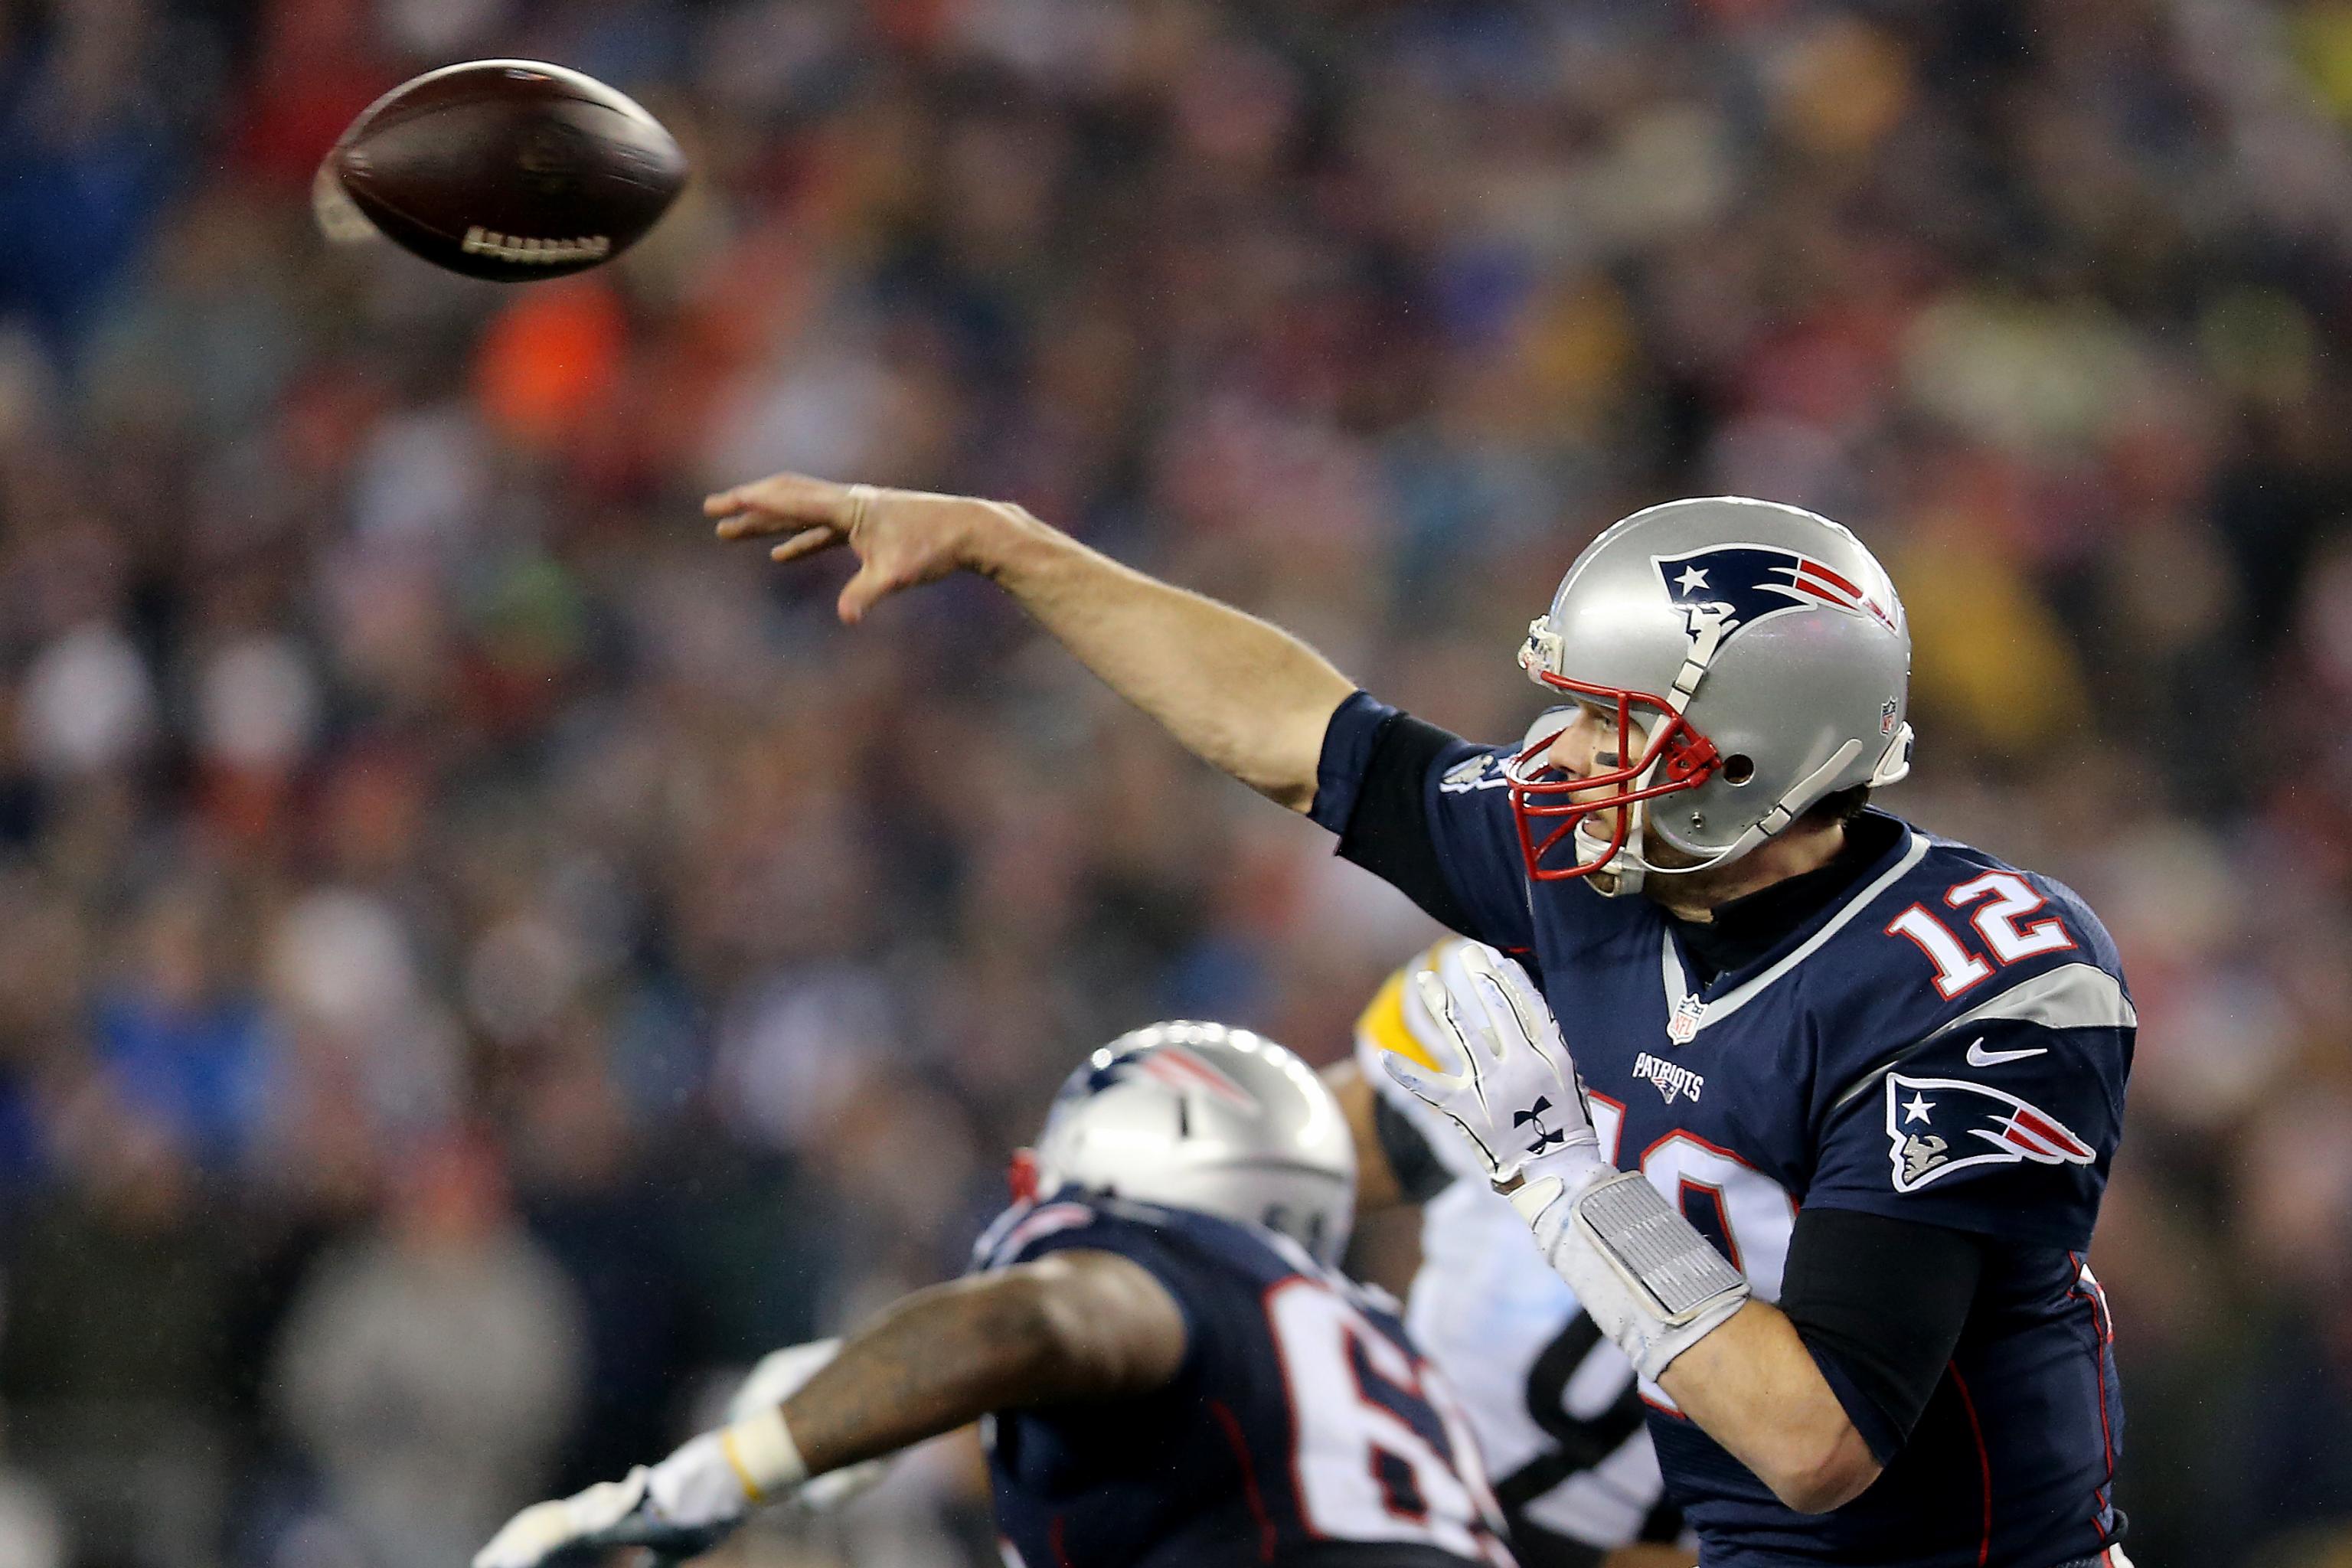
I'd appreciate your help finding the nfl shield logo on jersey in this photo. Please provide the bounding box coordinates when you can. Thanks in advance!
[1666,993,1706,1044]
[1883,1072,2096,1193]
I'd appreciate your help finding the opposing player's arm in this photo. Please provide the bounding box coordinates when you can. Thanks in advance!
[1323,1060,1410,1213]
[707,473,1354,810]
[475,1250,1187,1568]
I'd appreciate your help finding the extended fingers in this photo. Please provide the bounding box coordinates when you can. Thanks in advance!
[475,1501,575,1568]
[1379,1047,1440,1101]
[1412,970,1480,1075]
[769,527,842,564]
[1462,945,1561,1054]
[706,473,857,537]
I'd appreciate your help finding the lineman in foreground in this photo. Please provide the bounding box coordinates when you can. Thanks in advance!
[1331,939,1692,1568]
[709,475,2135,1568]
[477,1024,1515,1568]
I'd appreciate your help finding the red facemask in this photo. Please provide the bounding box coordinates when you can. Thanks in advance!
[1506,670,1722,882]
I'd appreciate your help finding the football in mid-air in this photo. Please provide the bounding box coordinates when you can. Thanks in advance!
[322,59,687,281]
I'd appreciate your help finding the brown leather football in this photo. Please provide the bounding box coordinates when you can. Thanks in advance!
[328,60,686,281]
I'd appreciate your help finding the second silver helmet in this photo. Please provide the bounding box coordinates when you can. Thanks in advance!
[1028,1021,1356,1264]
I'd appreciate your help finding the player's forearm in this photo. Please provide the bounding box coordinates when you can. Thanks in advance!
[1656,1302,1880,1514]
[776,1258,1181,1476]
[982,515,1356,811]
[769,1275,1083,1473]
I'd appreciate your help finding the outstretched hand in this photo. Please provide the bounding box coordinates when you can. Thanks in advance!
[704,472,1035,624]
[472,1465,734,1568]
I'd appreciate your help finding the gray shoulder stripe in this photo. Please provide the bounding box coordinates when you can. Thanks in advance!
[1828,963,2134,1113]
[1926,962,2137,1039]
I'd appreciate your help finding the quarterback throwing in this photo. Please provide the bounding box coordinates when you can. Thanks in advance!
[710,475,2135,1568]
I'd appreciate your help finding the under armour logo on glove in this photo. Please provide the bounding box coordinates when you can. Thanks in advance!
[1516,1097,1567,1155]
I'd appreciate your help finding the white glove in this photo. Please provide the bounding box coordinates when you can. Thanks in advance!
[1378,942,1605,1192]
[475,1410,805,1568]
[475,1471,668,1568]
[728,1339,890,1511]
[1380,942,1748,1383]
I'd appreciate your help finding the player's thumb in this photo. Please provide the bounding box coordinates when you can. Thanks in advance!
[836,559,896,624]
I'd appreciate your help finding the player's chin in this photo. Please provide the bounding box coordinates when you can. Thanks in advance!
[1639,828,1706,874]
[1642,836,1717,886]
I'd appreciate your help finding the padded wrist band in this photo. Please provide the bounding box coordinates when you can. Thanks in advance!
[1513,1168,1751,1383]
[1573,1170,1749,1323]
[719,1408,808,1502]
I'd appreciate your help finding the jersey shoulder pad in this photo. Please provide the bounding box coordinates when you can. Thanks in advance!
[976,1188,1316,1291]
[1834,831,2132,1044]
[1907,835,2125,956]
[970,1195,1118,1272]
[1102,1195,1321,1285]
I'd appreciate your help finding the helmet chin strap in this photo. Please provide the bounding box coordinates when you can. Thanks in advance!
[1578,810,1648,897]
[1598,737,1869,890]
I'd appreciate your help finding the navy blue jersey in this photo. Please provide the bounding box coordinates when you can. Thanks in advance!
[969,1190,1516,1568]
[1314,697,2131,1568]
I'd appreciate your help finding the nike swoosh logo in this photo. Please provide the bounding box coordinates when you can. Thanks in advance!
[1965,1037,2048,1067]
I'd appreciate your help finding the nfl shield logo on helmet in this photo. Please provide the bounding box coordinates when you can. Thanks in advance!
[1884,1072,2096,1193]
[1653,544,1900,641]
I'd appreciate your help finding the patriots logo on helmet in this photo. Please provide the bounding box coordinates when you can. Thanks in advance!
[1079,1044,1262,1112]
[1883,1071,2096,1193]
[1653,544,1900,642]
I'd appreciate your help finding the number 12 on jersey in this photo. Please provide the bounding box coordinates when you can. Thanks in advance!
[1886,871,2075,998]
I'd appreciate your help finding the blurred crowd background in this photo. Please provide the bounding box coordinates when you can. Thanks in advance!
[1,0,2350,1564]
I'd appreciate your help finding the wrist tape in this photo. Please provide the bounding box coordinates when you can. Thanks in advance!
[718,1408,808,1502]
[1512,1168,1750,1382]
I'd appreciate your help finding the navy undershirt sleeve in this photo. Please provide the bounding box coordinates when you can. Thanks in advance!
[1309,691,1480,933]
[1779,1207,1984,1463]
[1308,690,1396,835]
[1309,690,1540,947]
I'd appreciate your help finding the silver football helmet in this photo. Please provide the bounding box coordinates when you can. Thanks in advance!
[1024,1021,1356,1264]
[1510,496,1913,893]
